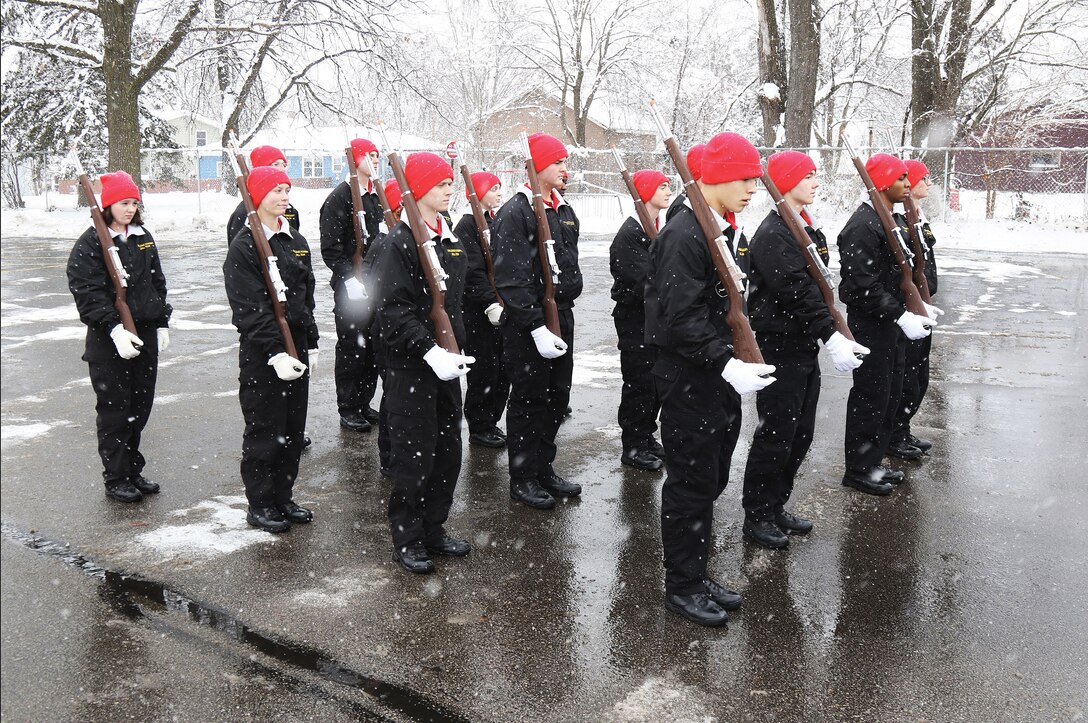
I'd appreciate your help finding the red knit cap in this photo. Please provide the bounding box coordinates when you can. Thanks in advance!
[700,133,763,185]
[404,152,454,200]
[528,132,568,173]
[385,179,402,211]
[905,160,929,187]
[351,138,379,166]
[250,145,286,168]
[632,169,668,204]
[767,151,816,194]
[866,153,908,192]
[99,171,141,208]
[686,144,707,182]
[467,171,501,200]
[247,166,291,208]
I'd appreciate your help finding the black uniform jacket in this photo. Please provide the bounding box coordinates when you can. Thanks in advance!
[223,220,319,362]
[491,186,583,332]
[644,202,749,376]
[375,216,468,368]
[837,202,910,322]
[665,191,688,222]
[453,211,500,307]
[319,181,384,289]
[747,210,835,346]
[227,202,298,246]
[68,225,172,363]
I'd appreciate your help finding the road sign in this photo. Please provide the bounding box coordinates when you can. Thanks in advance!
[446,141,459,160]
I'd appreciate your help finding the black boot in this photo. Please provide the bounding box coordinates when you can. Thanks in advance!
[775,509,813,534]
[876,466,905,484]
[664,592,728,626]
[886,440,924,460]
[277,501,313,523]
[105,480,143,503]
[469,429,506,448]
[510,479,556,509]
[842,472,894,496]
[130,476,160,494]
[908,434,933,451]
[540,472,581,498]
[621,448,663,471]
[392,542,434,574]
[339,412,372,433]
[424,534,472,557]
[363,406,380,424]
[703,579,742,610]
[247,506,290,533]
[743,518,789,549]
[643,437,666,458]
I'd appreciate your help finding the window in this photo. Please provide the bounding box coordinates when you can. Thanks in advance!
[196,130,208,147]
[302,156,324,178]
[1029,151,1059,169]
[330,157,345,178]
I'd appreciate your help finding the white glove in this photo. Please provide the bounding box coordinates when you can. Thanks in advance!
[378,221,389,235]
[344,276,366,301]
[424,345,476,381]
[896,311,933,341]
[824,331,870,373]
[110,324,144,359]
[485,302,503,327]
[268,352,307,381]
[307,349,319,378]
[922,301,945,322]
[157,328,170,353]
[721,357,777,395]
[530,326,568,359]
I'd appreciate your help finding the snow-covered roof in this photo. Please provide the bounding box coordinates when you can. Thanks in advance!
[152,109,222,130]
[247,122,444,153]
[482,87,655,136]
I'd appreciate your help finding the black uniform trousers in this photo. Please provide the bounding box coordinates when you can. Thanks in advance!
[463,300,510,435]
[88,323,159,485]
[656,358,742,596]
[844,314,907,474]
[385,364,463,547]
[502,308,574,482]
[615,314,658,452]
[373,331,391,469]
[332,288,379,418]
[892,334,932,443]
[239,338,310,508]
[741,343,821,521]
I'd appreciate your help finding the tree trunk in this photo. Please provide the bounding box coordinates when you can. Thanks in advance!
[100,0,142,187]
[754,0,787,146]
[784,0,818,148]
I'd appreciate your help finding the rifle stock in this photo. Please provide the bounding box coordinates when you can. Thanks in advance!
[378,132,460,354]
[71,155,138,335]
[902,190,934,304]
[646,101,764,364]
[226,134,298,358]
[343,146,369,281]
[609,146,658,240]
[760,172,853,340]
[840,134,928,317]
[458,162,503,306]
[518,132,563,337]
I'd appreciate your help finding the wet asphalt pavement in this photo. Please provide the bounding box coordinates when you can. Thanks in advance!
[2,231,1087,722]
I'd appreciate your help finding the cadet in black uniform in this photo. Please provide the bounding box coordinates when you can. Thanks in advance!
[223,167,319,532]
[609,168,671,471]
[226,145,299,245]
[320,137,384,433]
[889,159,942,457]
[492,132,584,510]
[838,154,936,496]
[645,132,776,627]
[454,172,509,448]
[740,151,871,548]
[68,171,172,503]
[375,152,474,574]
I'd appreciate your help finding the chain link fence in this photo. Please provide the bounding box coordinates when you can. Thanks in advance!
[3,145,1086,227]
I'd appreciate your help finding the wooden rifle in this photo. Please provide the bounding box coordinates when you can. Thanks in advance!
[760,171,854,339]
[457,157,503,305]
[609,145,658,240]
[517,131,562,337]
[343,144,369,284]
[70,151,138,334]
[840,131,929,317]
[881,132,933,304]
[647,100,764,364]
[377,124,460,353]
[226,132,298,358]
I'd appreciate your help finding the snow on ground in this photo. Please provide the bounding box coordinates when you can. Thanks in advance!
[4,188,1085,255]
[133,495,280,560]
